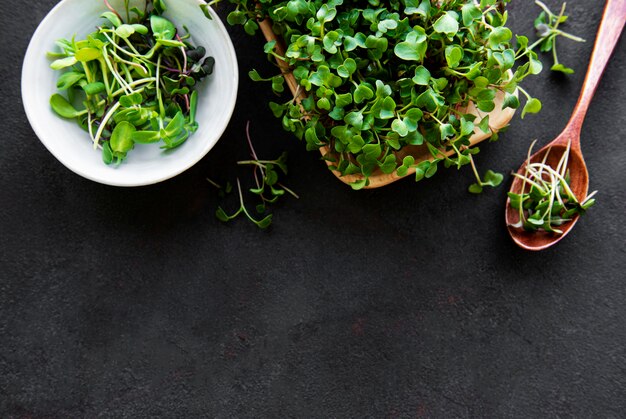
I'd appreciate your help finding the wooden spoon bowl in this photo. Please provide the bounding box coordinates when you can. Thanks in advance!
[506,139,589,251]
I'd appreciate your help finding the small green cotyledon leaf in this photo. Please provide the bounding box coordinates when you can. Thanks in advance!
[488,27,512,48]
[353,84,374,104]
[522,98,542,118]
[378,97,397,119]
[433,11,459,35]
[50,94,79,118]
[551,63,575,74]
[316,4,337,23]
[483,170,503,187]
[110,121,136,153]
[412,65,431,85]
[445,45,463,68]
[394,29,427,61]
[405,0,430,17]
[461,3,482,26]
[50,56,77,70]
[150,15,176,40]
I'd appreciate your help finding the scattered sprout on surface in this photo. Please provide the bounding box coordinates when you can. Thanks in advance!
[532,1,585,74]
[211,122,298,229]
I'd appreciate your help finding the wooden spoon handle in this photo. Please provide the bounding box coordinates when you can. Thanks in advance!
[568,0,626,135]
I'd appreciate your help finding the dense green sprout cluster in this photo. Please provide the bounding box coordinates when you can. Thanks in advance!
[214,0,542,189]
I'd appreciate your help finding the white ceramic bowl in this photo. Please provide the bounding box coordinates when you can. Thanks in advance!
[22,0,238,186]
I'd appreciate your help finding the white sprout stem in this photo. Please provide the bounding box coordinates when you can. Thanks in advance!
[108,48,148,75]
[526,163,579,203]
[536,144,551,183]
[122,64,134,84]
[87,111,95,144]
[101,31,145,60]
[80,84,152,116]
[582,190,598,205]
[557,139,572,178]
[121,36,147,58]
[545,171,558,222]
[553,2,567,32]
[156,54,165,117]
[180,44,188,73]
[535,1,555,20]
[103,45,132,95]
[99,59,112,97]
[518,140,538,222]
[93,101,122,149]
[525,164,551,188]
[111,78,155,97]
[513,172,548,193]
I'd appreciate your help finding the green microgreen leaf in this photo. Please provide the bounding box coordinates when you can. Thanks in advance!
[131,131,161,144]
[75,48,101,62]
[102,141,114,164]
[461,4,482,26]
[522,98,542,118]
[151,15,176,40]
[82,82,106,95]
[56,71,85,90]
[433,12,459,35]
[110,121,136,154]
[532,1,585,75]
[412,65,431,85]
[101,11,122,28]
[115,24,136,38]
[50,94,80,118]
[50,56,77,70]
[445,45,463,68]
[394,30,427,61]
[551,63,575,74]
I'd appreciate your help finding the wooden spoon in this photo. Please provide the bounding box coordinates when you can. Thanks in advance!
[506,0,626,251]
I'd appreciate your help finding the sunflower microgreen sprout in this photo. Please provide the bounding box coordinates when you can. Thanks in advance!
[48,0,214,165]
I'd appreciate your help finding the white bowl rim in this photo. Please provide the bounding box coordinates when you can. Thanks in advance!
[21,0,238,187]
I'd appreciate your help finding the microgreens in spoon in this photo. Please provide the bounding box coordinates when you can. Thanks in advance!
[507,140,596,234]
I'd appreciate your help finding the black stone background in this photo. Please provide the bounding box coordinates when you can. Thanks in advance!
[1,0,625,417]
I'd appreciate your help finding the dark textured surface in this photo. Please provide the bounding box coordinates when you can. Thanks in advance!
[1,1,625,417]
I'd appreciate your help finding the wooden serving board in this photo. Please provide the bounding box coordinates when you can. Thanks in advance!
[258,20,517,189]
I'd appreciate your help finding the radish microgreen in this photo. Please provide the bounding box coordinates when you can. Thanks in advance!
[48,0,214,165]
[213,0,545,191]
